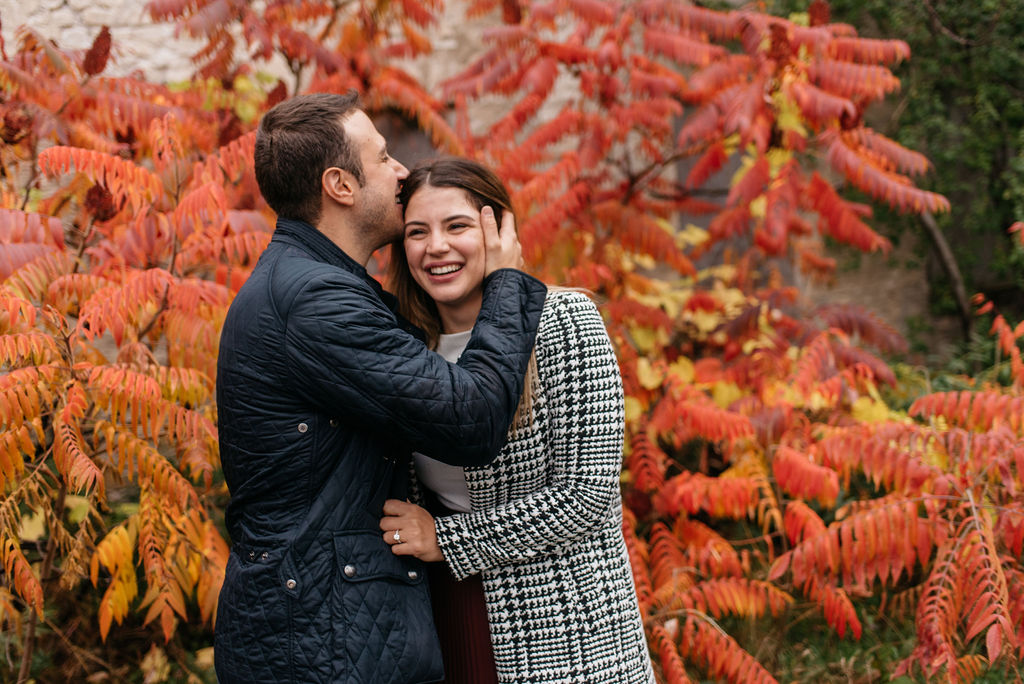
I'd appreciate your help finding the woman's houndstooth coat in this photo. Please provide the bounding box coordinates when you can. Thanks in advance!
[430,290,656,683]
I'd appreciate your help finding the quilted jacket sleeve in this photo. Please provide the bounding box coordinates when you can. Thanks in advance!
[432,291,626,579]
[284,267,546,466]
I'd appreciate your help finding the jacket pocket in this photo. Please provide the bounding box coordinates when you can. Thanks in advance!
[331,531,443,683]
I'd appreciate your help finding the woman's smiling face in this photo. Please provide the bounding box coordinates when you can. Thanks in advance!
[403,185,487,333]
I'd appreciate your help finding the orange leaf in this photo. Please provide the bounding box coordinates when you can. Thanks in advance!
[726,157,771,208]
[684,141,728,190]
[38,146,163,213]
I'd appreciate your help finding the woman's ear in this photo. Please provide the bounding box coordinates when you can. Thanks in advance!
[323,167,356,207]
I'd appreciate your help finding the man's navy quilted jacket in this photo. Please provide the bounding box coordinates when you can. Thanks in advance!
[213,218,546,683]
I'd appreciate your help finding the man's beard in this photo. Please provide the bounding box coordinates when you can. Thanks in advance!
[358,195,403,250]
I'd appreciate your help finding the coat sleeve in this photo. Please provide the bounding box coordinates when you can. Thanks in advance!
[284,267,547,467]
[432,292,626,579]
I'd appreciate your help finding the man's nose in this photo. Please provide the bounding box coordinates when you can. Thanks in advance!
[392,158,409,179]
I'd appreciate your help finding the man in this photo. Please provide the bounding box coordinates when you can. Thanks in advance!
[213,92,546,683]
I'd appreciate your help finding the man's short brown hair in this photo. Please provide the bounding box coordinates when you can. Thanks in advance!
[254,91,365,225]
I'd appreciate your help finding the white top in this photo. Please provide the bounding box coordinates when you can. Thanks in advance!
[413,330,473,512]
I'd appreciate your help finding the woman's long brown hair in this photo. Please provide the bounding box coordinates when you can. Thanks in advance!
[387,157,539,433]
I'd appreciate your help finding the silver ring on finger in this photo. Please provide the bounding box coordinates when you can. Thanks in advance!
[393,530,402,544]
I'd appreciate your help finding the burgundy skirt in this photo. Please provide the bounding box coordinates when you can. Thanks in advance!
[426,511,498,684]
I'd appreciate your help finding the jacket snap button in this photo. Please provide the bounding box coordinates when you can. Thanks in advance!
[407,570,419,581]
[261,552,269,560]
[329,418,338,427]
[297,422,308,433]
[248,551,255,560]
[285,579,297,590]
[343,565,356,578]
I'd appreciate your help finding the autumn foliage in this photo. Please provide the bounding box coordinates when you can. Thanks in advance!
[1,0,1022,681]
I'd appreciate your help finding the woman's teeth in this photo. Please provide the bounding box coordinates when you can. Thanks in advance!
[429,264,462,275]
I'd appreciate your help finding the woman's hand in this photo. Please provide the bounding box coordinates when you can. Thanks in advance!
[380,499,444,562]
[481,205,523,274]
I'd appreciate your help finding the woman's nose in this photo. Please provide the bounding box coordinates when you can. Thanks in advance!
[426,231,448,253]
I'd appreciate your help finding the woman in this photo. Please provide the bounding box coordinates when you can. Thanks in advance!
[380,158,654,683]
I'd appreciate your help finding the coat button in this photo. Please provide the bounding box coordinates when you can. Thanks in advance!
[407,570,419,581]
[248,551,255,560]
[343,565,356,578]
[297,422,308,433]
[285,579,297,590]
[261,552,269,560]
[329,418,338,427]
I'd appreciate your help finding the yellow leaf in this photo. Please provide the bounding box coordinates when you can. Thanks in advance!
[636,358,663,390]
[232,74,257,94]
[668,357,695,384]
[714,284,748,312]
[633,254,656,270]
[193,647,215,671]
[922,435,948,470]
[114,502,139,518]
[780,384,807,408]
[749,195,767,219]
[807,391,834,411]
[64,495,90,525]
[634,289,683,319]
[730,155,757,188]
[766,147,795,174]
[235,100,259,124]
[653,217,675,236]
[789,11,810,27]
[712,381,744,408]
[629,325,662,354]
[771,92,807,141]
[624,396,645,424]
[723,132,741,156]
[678,223,710,248]
[742,335,770,354]
[18,509,46,542]
[690,310,721,334]
[697,264,737,283]
[851,396,890,424]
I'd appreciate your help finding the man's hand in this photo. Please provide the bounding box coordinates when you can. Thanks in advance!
[482,205,523,275]
[380,499,444,563]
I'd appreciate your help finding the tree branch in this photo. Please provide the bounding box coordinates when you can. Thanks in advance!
[919,210,971,341]
[920,0,976,46]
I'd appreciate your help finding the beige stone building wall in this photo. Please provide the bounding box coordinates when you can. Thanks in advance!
[1,0,494,91]
[2,0,204,82]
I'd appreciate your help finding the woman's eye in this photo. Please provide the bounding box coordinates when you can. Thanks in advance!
[448,223,470,231]
[405,228,425,238]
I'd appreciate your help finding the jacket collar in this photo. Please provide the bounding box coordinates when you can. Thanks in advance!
[271,217,424,342]
[272,217,364,274]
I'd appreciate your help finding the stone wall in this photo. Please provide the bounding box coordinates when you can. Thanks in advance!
[2,1,203,82]
[1,0,500,89]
